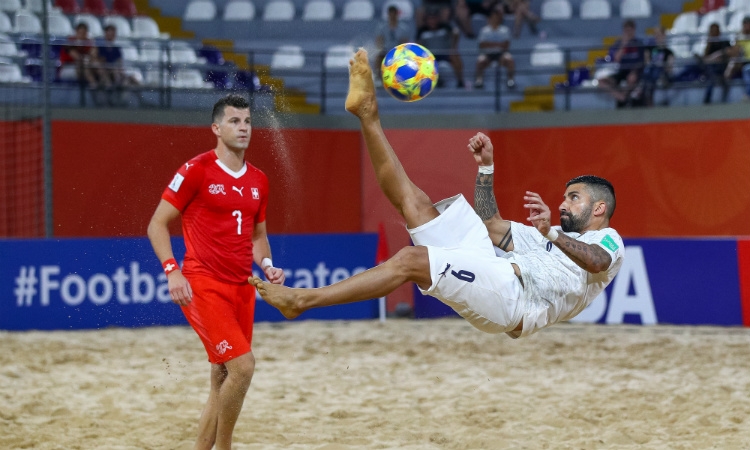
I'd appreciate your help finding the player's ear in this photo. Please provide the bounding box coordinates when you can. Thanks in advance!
[211,122,221,137]
[593,201,606,217]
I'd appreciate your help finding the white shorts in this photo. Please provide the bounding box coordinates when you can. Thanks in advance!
[408,194,523,334]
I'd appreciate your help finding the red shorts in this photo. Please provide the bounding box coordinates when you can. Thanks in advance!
[181,274,256,364]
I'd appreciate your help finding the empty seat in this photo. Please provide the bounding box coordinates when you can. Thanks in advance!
[74,13,102,37]
[120,41,139,61]
[0,11,11,32]
[263,0,294,20]
[324,44,353,69]
[580,0,611,19]
[302,0,334,20]
[47,10,73,36]
[697,7,727,33]
[139,40,167,62]
[132,16,164,39]
[111,0,136,17]
[102,15,131,38]
[342,0,373,20]
[13,9,41,33]
[728,0,750,11]
[223,0,255,20]
[0,57,29,82]
[270,45,304,69]
[82,0,107,15]
[25,0,52,14]
[541,0,572,19]
[184,0,216,20]
[169,40,199,64]
[669,11,698,35]
[620,0,650,18]
[0,33,20,56]
[0,0,22,13]
[530,42,564,66]
[171,68,212,88]
[726,9,747,32]
[55,0,79,14]
[381,0,412,20]
[667,34,691,58]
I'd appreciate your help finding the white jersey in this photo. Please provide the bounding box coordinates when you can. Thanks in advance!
[504,222,625,338]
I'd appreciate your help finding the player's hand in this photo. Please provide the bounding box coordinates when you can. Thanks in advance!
[467,132,494,167]
[523,191,552,236]
[167,270,193,306]
[264,266,286,285]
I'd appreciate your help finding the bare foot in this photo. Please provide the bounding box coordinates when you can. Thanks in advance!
[345,48,378,120]
[249,276,303,319]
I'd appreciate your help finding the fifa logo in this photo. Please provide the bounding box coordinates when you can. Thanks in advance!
[208,184,226,195]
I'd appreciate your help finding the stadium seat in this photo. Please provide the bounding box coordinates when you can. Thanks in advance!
[132,16,165,39]
[119,41,139,62]
[263,0,295,20]
[223,0,255,20]
[342,0,373,20]
[184,0,217,21]
[13,9,41,33]
[691,36,707,55]
[169,40,200,64]
[111,0,136,17]
[47,9,73,36]
[139,40,167,62]
[727,0,750,12]
[82,0,107,15]
[270,45,304,69]
[381,0,413,20]
[171,68,212,88]
[25,0,52,14]
[541,0,572,19]
[55,0,79,14]
[0,33,20,56]
[102,15,131,38]
[726,9,747,32]
[530,42,564,66]
[667,34,691,58]
[620,0,650,18]
[580,0,611,19]
[324,44,354,69]
[74,13,102,37]
[669,11,698,35]
[0,57,29,82]
[302,0,334,20]
[0,0,21,13]
[0,11,11,32]
[697,7,727,33]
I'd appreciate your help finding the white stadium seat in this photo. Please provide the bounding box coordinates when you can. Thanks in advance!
[171,68,212,88]
[381,0,413,20]
[13,9,40,33]
[324,44,354,69]
[0,0,22,13]
[139,40,167,62]
[223,0,255,20]
[726,10,747,32]
[342,0,373,20]
[74,14,103,37]
[47,10,73,36]
[580,0,611,19]
[184,0,217,21]
[120,41,139,62]
[102,15,132,38]
[541,0,572,20]
[620,0,651,18]
[0,33,20,56]
[669,11,698,35]
[302,0,334,20]
[697,7,727,33]
[666,34,691,58]
[133,16,166,39]
[0,11,12,32]
[263,0,295,21]
[530,42,564,66]
[169,40,199,64]
[0,57,29,82]
[24,0,52,14]
[271,45,304,69]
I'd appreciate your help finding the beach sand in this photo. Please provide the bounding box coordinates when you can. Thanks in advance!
[2,319,749,449]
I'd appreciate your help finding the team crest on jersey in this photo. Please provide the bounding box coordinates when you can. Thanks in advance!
[208,184,226,195]
[168,173,184,192]
[251,187,259,200]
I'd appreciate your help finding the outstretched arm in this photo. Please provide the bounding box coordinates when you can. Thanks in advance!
[523,192,612,273]
[468,133,513,252]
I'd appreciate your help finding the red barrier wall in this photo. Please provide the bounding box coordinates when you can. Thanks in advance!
[52,121,362,236]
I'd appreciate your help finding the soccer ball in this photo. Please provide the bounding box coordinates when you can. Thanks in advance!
[381,43,438,102]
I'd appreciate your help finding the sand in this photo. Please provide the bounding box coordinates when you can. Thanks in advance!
[1,319,749,450]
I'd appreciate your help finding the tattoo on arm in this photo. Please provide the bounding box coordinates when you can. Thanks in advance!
[475,173,499,221]
[497,228,512,251]
[554,234,612,273]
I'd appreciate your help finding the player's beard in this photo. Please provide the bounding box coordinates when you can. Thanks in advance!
[560,204,592,233]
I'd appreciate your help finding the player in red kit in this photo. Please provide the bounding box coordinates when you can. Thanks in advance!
[147,94,285,450]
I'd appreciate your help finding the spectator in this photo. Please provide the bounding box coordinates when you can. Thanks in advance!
[641,26,674,106]
[724,16,750,96]
[415,0,453,31]
[455,0,499,38]
[598,20,645,107]
[417,11,466,88]
[375,5,411,82]
[698,22,731,104]
[97,25,123,89]
[502,0,539,38]
[59,22,100,88]
[473,4,515,89]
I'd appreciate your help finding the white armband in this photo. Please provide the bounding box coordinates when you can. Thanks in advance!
[261,257,274,269]
[545,228,559,242]
[478,164,494,175]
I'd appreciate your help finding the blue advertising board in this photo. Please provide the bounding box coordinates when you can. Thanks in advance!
[415,238,745,327]
[0,234,378,331]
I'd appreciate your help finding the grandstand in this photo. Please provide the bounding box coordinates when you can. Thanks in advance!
[0,0,748,113]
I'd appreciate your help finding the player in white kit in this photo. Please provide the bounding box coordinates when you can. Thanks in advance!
[252,49,625,338]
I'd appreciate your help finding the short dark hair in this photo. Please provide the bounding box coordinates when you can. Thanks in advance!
[387,5,399,13]
[743,15,750,24]
[566,175,616,219]
[103,24,116,32]
[623,19,636,29]
[212,94,250,123]
[76,22,88,31]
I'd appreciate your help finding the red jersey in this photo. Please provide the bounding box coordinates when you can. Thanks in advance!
[162,150,269,284]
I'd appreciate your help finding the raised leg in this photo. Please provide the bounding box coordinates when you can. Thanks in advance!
[345,48,439,229]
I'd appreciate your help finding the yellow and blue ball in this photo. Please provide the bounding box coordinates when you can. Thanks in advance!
[381,43,438,102]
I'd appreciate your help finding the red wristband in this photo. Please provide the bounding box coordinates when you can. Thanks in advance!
[162,258,179,275]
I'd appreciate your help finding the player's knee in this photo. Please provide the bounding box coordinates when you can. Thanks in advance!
[229,352,255,381]
[389,246,430,282]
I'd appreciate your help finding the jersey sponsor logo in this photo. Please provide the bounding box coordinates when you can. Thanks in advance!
[168,173,185,192]
[184,162,193,170]
[251,187,259,200]
[216,339,233,355]
[600,235,620,252]
[208,184,226,195]
[232,186,244,197]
